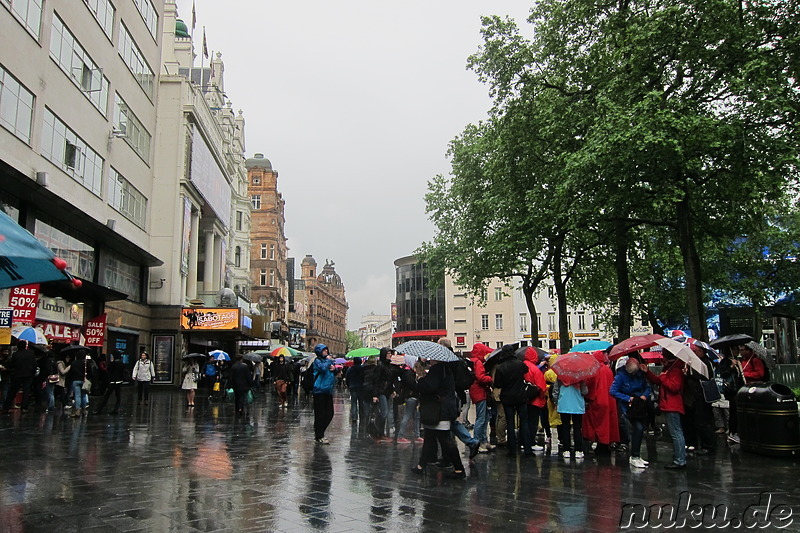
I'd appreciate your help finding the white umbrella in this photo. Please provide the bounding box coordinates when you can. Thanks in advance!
[653,337,709,378]
[394,340,459,362]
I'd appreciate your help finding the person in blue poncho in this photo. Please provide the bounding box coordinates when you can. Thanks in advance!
[312,344,336,444]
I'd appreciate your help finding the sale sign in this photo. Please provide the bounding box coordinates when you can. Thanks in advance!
[0,308,11,344]
[83,314,107,347]
[10,284,39,324]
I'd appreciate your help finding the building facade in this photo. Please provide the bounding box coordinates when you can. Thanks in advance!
[360,312,394,349]
[393,255,446,345]
[296,255,348,354]
[246,153,288,340]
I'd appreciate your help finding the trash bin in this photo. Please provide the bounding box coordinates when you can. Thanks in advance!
[736,383,800,457]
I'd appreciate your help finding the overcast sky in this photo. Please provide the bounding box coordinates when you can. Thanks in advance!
[175,1,533,329]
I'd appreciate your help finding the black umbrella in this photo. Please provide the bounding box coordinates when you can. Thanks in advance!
[709,334,754,356]
[514,345,548,363]
[182,353,207,361]
[484,343,519,371]
[60,344,89,354]
[243,353,263,363]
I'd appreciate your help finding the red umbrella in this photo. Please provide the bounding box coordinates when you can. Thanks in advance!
[639,351,663,364]
[549,352,601,386]
[608,334,666,360]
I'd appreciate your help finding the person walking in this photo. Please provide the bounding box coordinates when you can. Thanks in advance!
[469,343,494,452]
[272,354,293,407]
[66,351,93,417]
[93,350,126,414]
[132,351,155,405]
[610,355,652,468]
[181,357,200,407]
[642,350,687,469]
[230,354,254,416]
[312,344,336,444]
[2,340,38,413]
[344,357,365,422]
[412,357,465,478]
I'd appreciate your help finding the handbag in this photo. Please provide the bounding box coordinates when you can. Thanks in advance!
[366,406,381,439]
[524,380,541,401]
[47,374,60,384]
[627,397,648,421]
[82,378,92,392]
[246,389,255,404]
[212,381,221,392]
[701,379,722,403]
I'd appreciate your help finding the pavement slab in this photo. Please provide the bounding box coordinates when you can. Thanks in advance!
[1,387,798,532]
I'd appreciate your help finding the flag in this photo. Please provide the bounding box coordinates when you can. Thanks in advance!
[191,0,196,31]
[202,26,208,59]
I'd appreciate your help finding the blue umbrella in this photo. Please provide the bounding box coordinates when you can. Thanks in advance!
[568,340,612,353]
[209,349,230,361]
[0,210,74,289]
[10,325,48,345]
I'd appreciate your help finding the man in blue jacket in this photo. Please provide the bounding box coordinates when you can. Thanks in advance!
[312,344,336,444]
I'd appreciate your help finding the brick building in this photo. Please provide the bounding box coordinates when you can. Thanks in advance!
[297,255,348,354]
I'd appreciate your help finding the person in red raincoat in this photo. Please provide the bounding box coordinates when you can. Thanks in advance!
[582,351,620,454]
[523,347,548,450]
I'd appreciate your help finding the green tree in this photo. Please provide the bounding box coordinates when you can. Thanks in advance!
[345,330,363,352]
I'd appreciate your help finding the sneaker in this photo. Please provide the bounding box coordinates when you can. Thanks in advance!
[574,451,584,459]
[550,447,561,456]
[562,450,572,459]
[629,457,648,468]
[396,438,411,444]
[532,445,544,452]
[686,445,696,451]
[315,437,330,445]
[414,438,425,444]
[727,433,740,444]
[478,443,492,453]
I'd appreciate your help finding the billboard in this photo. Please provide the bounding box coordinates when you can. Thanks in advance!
[181,308,240,330]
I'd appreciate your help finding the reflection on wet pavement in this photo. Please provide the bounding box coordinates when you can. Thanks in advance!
[0,389,797,532]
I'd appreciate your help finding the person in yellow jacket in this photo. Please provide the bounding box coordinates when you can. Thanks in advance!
[544,353,562,455]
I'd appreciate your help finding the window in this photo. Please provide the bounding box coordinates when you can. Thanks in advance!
[494,287,503,301]
[234,246,241,268]
[118,23,154,97]
[453,306,466,311]
[253,177,260,185]
[34,219,95,280]
[133,0,158,38]
[578,313,586,330]
[548,286,555,300]
[251,195,261,209]
[495,314,503,330]
[108,168,147,228]
[269,269,275,286]
[41,108,103,195]
[537,314,542,332]
[453,319,466,323]
[496,341,503,349]
[235,211,243,231]
[269,244,275,260]
[50,15,110,115]
[113,94,150,161]
[82,0,114,38]
[481,288,488,301]
[4,0,43,39]
[101,250,141,302]
[0,66,34,143]
[548,313,556,331]
[260,243,267,259]
[259,269,267,286]
[480,314,489,330]
[519,313,528,332]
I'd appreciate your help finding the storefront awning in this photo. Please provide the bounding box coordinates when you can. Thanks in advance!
[39,278,128,303]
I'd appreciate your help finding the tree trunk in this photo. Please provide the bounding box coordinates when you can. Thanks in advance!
[675,193,707,341]
[647,308,665,336]
[552,234,572,353]
[522,280,540,348]
[615,219,633,340]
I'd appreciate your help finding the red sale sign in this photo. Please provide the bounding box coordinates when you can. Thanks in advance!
[83,313,107,347]
[10,284,39,324]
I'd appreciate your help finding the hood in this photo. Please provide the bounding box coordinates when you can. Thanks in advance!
[313,344,328,357]
[379,347,391,363]
[524,347,540,364]
[592,350,608,364]
[470,343,492,361]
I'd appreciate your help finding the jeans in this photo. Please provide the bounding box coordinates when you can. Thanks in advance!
[503,402,531,454]
[313,393,334,439]
[376,394,390,437]
[664,411,686,465]
[349,388,362,422]
[136,381,151,403]
[473,400,488,444]
[560,413,584,452]
[398,397,420,438]
[452,420,478,446]
[628,416,645,457]
[71,380,88,410]
[45,382,55,410]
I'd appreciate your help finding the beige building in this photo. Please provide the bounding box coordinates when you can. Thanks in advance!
[296,256,348,355]
[360,313,394,349]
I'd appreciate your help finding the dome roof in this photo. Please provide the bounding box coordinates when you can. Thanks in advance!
[175,19,190,38]
[245,153,273,170]
[301,255,317,266]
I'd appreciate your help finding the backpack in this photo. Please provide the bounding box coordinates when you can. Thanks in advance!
[453,358,476,391]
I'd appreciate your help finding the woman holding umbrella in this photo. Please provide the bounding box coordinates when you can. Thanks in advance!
[272,354,293,407]
[181,356,201,407]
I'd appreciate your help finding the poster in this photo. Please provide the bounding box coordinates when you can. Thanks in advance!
[10,284,39,324]
[152,335,174,383]
[180,308,239,330]
[0,308,11,344]
[83,313,107,347]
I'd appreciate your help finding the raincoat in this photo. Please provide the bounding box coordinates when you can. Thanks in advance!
[468,343,493,403]
[582,352,620,445]
[522,347,547,409]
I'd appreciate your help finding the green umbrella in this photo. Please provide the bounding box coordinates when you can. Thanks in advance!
[345,347,380,359]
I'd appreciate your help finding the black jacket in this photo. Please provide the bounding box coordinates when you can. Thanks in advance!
[230,361,253,392]
[345,363,365,391]
[8,348,37,379]
[494,358,528,405]
[417,363,459,424]
[272,361,293,382]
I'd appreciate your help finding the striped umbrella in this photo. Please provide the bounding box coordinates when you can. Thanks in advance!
[394,340,459,362]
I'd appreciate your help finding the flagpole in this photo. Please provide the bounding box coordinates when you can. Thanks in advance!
[200,26,205,93]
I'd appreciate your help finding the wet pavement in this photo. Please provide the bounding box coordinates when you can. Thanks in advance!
[0,387,798,533]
